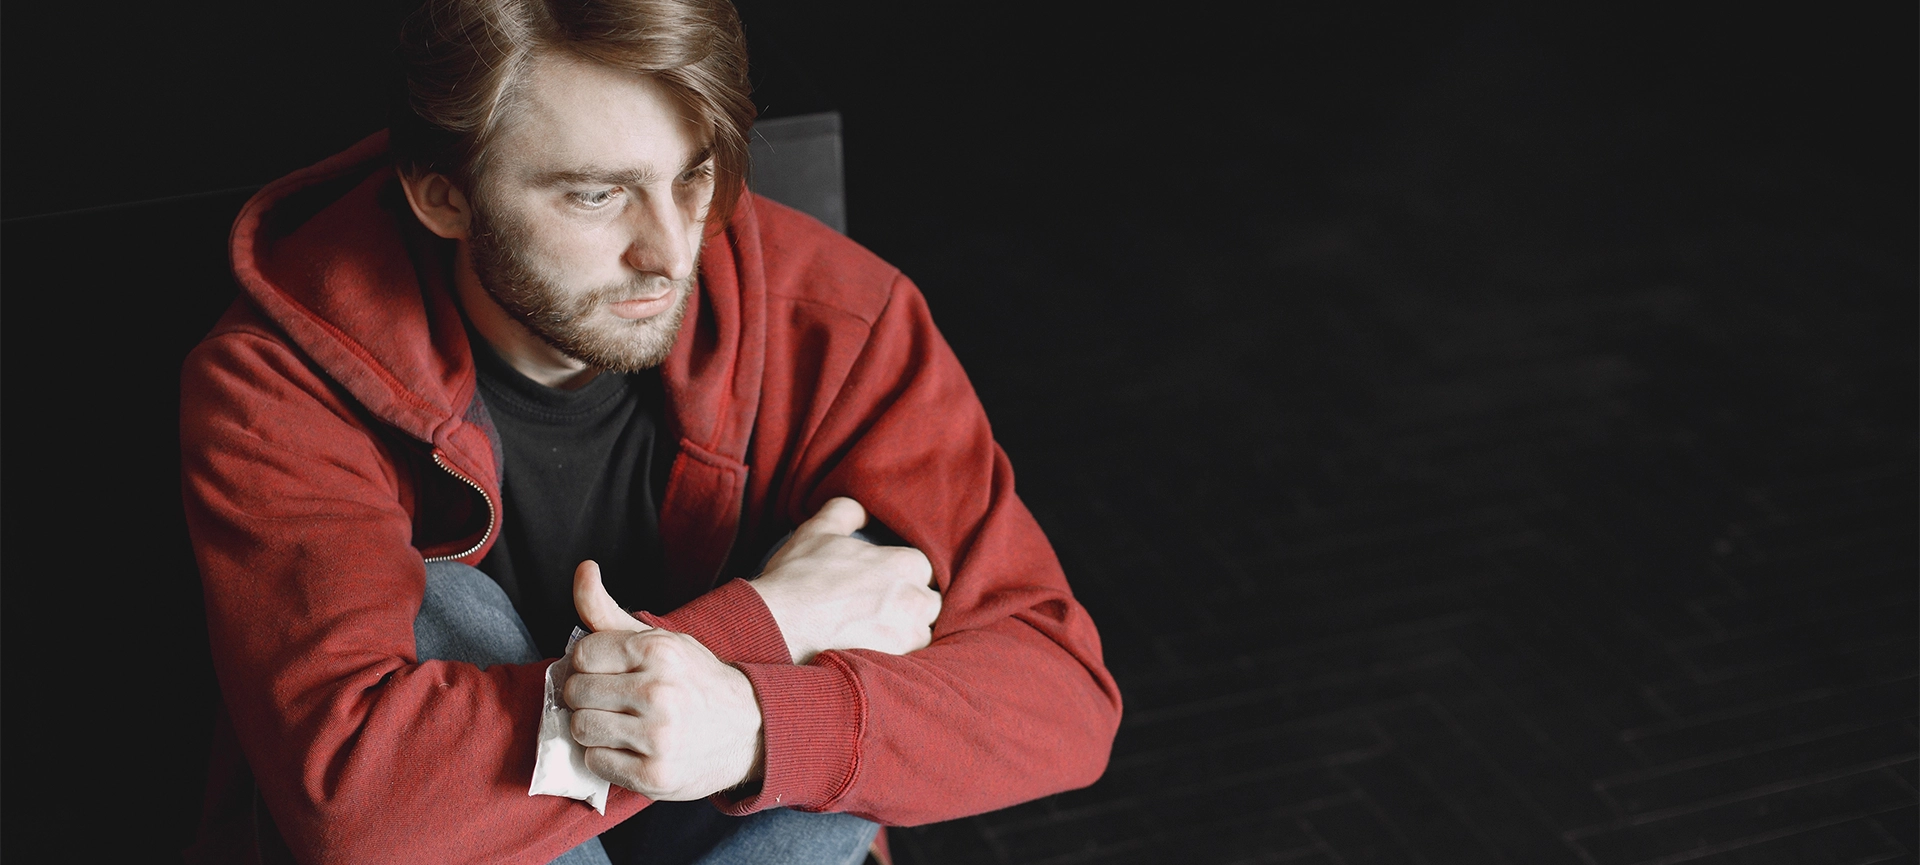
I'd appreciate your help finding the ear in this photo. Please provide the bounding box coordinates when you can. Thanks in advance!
[395,169,474,240]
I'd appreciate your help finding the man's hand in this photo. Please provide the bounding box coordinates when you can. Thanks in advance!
[555,497,935,799]
[563,628,763,800]
[572,560,654,633]
[752,497,942,664]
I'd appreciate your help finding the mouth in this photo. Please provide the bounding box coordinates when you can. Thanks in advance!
[605,285,679,321]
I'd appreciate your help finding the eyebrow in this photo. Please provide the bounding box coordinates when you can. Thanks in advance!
[530,144,716,188]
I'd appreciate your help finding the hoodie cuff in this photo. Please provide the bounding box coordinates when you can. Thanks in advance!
[637,579,790,666]
[713,656,866,815]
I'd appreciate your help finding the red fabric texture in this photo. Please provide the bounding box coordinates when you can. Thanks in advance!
[181,131,1121,863]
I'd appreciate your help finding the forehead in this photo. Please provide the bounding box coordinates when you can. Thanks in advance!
[489,53,706,181]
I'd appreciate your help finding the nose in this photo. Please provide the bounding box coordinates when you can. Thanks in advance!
[621,188,696,282]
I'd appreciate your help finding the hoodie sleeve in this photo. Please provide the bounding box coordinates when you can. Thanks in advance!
[713,274,1125,825]
[181,328,646,865]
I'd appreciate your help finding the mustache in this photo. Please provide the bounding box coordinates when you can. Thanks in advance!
[581,274,692,306]
[535,275,691,325]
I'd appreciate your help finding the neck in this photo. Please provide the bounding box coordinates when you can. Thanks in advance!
[452,241,601,390]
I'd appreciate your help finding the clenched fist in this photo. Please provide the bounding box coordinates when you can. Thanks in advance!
[562,628,763,800]
[752,497,943,663]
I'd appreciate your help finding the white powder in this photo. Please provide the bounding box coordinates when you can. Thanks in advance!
[529,627,610,813]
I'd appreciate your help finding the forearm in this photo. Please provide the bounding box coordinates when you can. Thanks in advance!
[634,577,793,665]
[198,541,643,862]
[712,491,1120,824]
[188,477,663,860]
[725,613,1120,825]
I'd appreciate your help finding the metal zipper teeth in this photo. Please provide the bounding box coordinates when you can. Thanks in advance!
[424,450,497,563]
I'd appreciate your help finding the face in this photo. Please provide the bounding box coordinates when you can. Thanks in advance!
[465,54,715,372]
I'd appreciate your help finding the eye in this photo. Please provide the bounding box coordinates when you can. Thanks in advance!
[569,188,622,209]
[678,163,715,184]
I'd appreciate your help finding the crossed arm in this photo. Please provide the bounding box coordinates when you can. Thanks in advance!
[561,496,943,801]
[184,273,1119,860]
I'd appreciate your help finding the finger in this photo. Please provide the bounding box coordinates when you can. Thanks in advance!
[583,746,665,798]
[564,671,638,713]
[797,496,867,538]
[574,560,649,633]
[572,630,648,674]
[573,628,683,675]
[917,585,944,624]
[570,706,648,748]
[888,545,936,585]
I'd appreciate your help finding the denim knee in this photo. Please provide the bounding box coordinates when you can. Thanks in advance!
[414,560,541,668]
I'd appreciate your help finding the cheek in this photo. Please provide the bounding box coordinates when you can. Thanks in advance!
[492,195,618,271]
[523,221,628,277]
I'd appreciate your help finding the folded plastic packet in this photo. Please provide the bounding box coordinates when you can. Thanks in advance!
[529,627,610,813]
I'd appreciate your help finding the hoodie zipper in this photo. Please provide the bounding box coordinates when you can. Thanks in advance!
[423,450,497,563]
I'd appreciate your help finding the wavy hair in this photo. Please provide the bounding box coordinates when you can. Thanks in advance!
[389,0,754,227]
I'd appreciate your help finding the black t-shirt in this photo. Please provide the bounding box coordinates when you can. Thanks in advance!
[470,335,676,659]
[471,337,740,862]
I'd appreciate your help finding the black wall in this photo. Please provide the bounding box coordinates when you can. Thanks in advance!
[5,3,1913,862]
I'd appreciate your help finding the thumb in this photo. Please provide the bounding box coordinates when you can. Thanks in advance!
[573,560,649,633]
[798,496,868,539]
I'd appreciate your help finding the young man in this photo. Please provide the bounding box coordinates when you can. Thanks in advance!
[180,0,1120,862]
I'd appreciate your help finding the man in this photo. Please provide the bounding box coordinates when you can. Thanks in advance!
[180,0,1121,861]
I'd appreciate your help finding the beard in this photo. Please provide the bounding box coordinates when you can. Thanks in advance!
[466,198,696,373]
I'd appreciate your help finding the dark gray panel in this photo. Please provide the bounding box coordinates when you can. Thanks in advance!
[748,111,846,235]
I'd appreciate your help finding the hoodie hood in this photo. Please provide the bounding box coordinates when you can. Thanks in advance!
[228,130,768,466]
[227,130,769,584]
[230,131,476,446]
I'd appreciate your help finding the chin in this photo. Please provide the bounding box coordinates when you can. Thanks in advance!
[559,299,689,373]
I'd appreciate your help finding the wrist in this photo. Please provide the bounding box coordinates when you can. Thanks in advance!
[718,660,866,813]
[747,578,812,664]
[727,727,766,796]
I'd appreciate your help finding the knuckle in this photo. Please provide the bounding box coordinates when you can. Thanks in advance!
[571,709,605,744]
[632,631,675,663]
[893,548,934,579]
[640,633,690,667]
[642,677,682,709]
[636,678,665,706]
[572,637,614,672]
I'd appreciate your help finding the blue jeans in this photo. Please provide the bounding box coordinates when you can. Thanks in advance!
[416,561,879,865]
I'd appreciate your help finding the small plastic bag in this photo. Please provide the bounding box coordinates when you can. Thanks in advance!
[529,627,610,813]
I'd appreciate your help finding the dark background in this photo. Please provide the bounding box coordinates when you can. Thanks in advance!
[5,2,1915,862]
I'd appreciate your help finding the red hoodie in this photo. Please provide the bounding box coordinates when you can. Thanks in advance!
[180,131,1121,864]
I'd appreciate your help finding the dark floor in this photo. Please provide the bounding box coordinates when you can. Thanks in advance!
[894,146,1920,857]
[793,8,1916,865]
[3,4,1914,864]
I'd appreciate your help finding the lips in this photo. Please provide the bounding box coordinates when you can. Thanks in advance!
[605,286,678,320]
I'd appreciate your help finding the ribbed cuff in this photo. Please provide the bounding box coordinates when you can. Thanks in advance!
[713,657,866,814]
[638,579,790,666]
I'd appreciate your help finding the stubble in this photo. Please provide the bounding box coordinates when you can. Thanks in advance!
[467,198,696,373]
